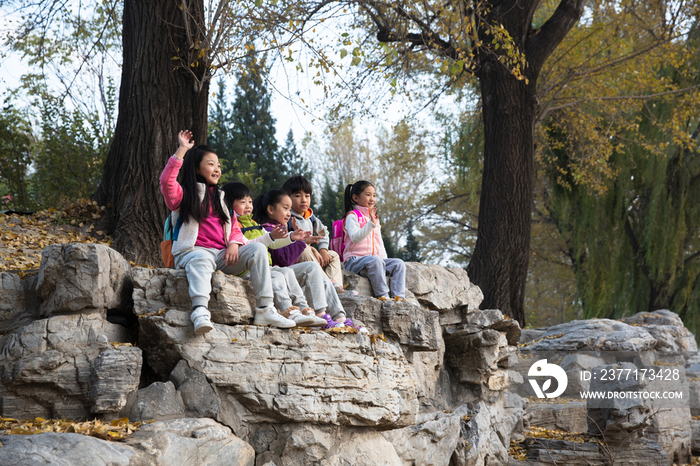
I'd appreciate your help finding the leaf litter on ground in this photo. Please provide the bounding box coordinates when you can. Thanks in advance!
[0,416,143,441]
[0,200,113,277]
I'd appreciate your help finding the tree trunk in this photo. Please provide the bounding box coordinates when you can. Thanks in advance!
[93,0,209,265]
[467,60,536,326]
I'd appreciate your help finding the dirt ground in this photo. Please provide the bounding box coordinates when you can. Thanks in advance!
[0,204,113,277]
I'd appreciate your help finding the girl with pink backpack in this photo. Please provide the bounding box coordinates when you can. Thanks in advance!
[339,181,406,301]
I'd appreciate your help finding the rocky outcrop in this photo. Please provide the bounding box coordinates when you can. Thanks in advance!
[0,418,255,466]
[516,309,697,465]
[0,243,524,466]
[0,312,141,418]
[138,310,419,431]
[36,243,132,316]
[132,267,255,324]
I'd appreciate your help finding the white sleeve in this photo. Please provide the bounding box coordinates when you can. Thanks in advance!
[345,213,376,244]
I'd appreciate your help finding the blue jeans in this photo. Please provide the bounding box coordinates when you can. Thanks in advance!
[344,255,405,298]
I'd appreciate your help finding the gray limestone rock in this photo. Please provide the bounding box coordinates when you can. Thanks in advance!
[524,401,588,433]
[523,437,669,465]
[338,294,383,334]
[120,381,187,422]
[381,300,441,351]
[444,328,510,387]
[0,313,141,418]
[404,262,483,315]
[138,311,419,430]
[0,432,137,466]
[251,423,402,466]
[36,243,132,315]
[521,319,657,352]
[623,309,698,353]
[125,418,255,465]
[0,418,255,466]
[0,272,25,326]
[169,359,220,418]
[131,267,255,324]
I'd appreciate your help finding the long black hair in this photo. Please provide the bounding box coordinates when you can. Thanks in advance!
[252,189,290,224]
[179,145,228,225]
[343,180,374,214]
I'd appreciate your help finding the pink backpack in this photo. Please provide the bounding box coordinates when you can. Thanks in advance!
[330,209,365,261]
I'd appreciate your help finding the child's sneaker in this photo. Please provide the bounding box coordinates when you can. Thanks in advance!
[343,318,369,334]
[254,307,296,328]
[321,313,345,330]
[302,308,328,327]
[191,306,214,335]
[393,296,406,302]
[376,296,390,301]
[281,307,316,327]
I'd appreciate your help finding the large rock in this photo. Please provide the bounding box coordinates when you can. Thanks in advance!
[404,263,483,321]
[124,418,255,465]
[36,243,132,315]
[381,301,441,352]
[0,418,255,466]
[0,312,141,418]
[523,437,669,465]
[524,400,588,433]
[0,272,25,326]
[120,381,187,422]
[623,310,698,353]
[251,423,402,466]
[138,310,418,432]
[131,267,254,324]
[519,318,657,352]
[444,328,510,388]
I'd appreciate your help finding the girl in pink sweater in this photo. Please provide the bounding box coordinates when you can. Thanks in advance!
[342,181,406,301]
[159,130,310,333]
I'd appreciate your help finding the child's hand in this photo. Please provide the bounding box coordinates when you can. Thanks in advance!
[290,229,311,242]
[369,206,378,225]
[224,242,239,265]
[312,247,323,264]
[319,248,332,267]
[175,130,194,159]
[178,130,194,150]
[290,217,299,230]
[270,224,288,240]
[305,234,324,245]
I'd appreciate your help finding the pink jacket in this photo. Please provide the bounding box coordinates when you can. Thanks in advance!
[342,205,387,261]
[160,155,283,256]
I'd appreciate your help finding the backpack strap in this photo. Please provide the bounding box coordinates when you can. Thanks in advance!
[172,213,183,241]
[241,225,264,234]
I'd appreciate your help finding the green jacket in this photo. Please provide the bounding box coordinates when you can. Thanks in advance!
[237,214,272,265]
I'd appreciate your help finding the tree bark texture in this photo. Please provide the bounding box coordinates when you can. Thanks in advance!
[94,0,209,265]
[467,0,585,325]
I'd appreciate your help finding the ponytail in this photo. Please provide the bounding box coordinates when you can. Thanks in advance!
[344,180,374,214]
[252,189,288,224]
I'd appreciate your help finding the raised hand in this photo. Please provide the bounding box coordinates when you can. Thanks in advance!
[290,217,299,230]
[369,206,378,225]
[175,130,194,159]
[270,223,288,240]
[178,130,194,150]
[304,234,324,245]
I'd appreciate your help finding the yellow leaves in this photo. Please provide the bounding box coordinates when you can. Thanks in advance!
[0,205,113,275]
[110,342,133,348]
[0,417,141,441]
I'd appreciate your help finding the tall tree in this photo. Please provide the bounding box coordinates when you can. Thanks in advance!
[279,128,312,182]
[230,53,282,194]
[0,103,33,211]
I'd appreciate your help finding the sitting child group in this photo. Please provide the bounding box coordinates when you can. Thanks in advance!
[160,130,406,335]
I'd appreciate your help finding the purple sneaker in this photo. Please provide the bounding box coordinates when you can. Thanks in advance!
[343,318,369,334]
[322,313,345,330]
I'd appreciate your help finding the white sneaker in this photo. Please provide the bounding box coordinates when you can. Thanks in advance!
[193,315,214,334]
[191,306,214,335]
[254,307,296,328]
[301,308,329,327]
[281,307,316,327]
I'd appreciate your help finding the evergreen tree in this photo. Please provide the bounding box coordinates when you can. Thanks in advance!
[316,177,345,227]
[279,128,311,182]
[401,222,422,262]
[231,53,279,195]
